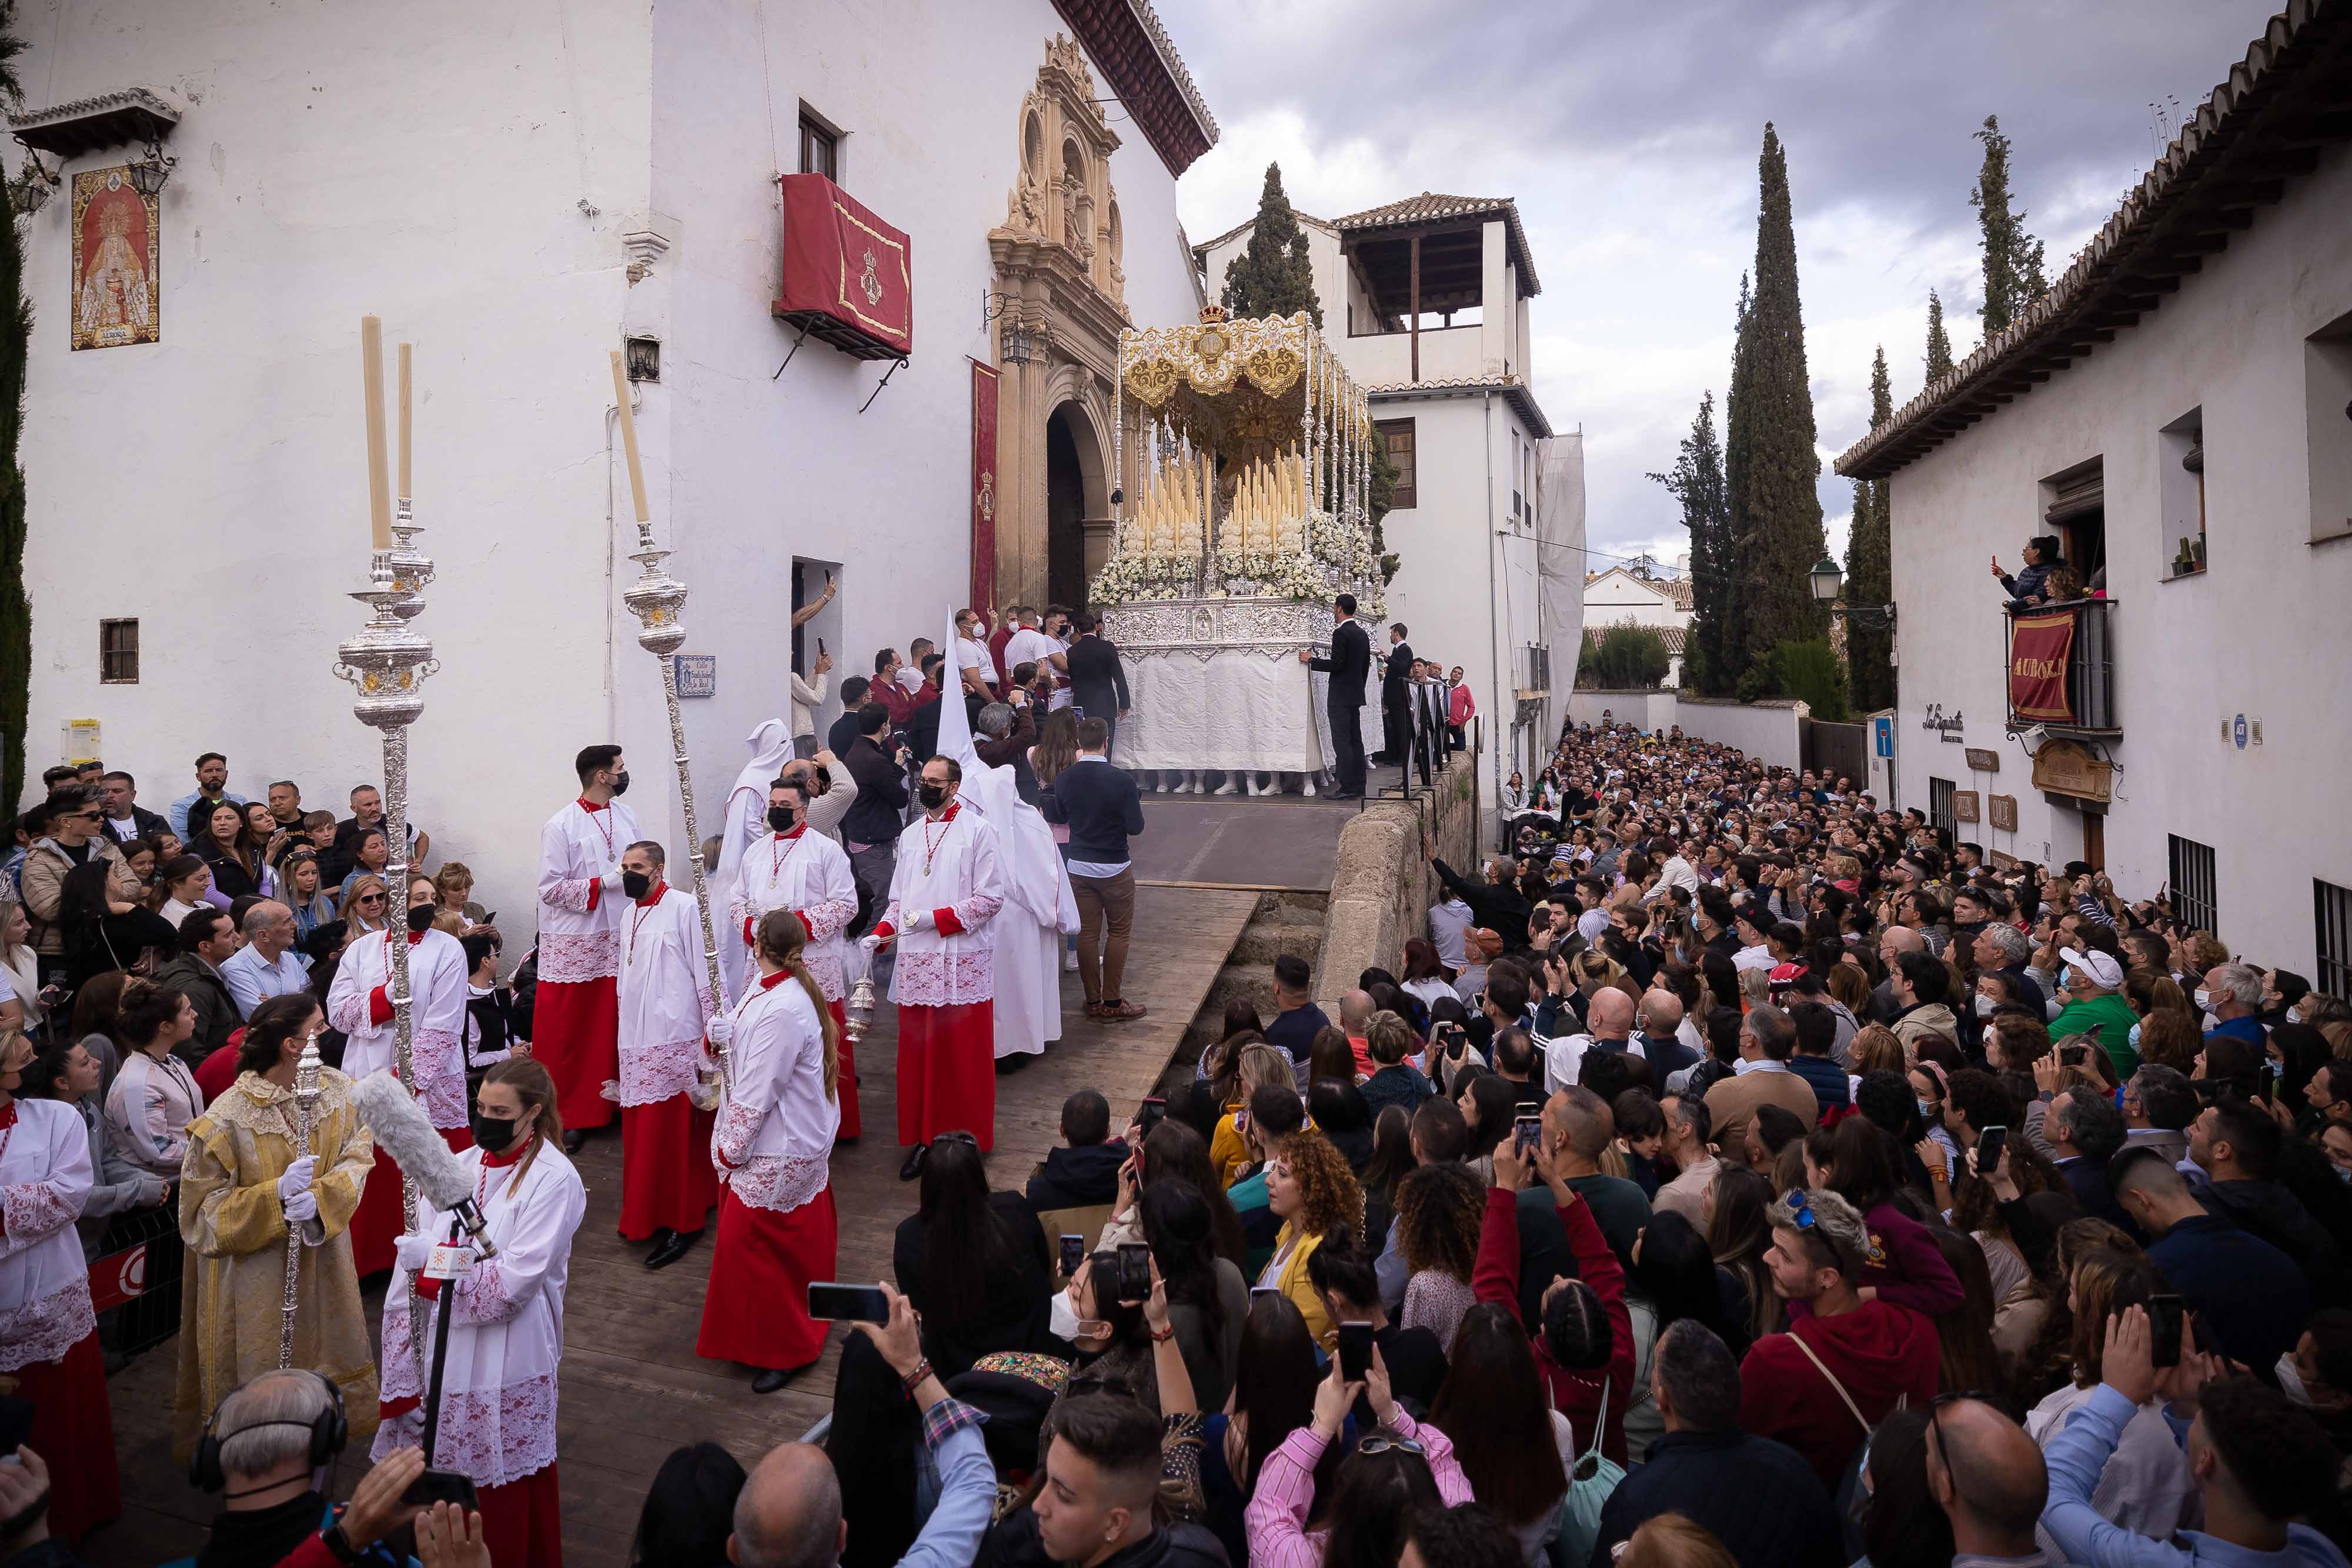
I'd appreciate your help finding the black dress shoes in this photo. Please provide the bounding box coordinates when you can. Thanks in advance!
[751,1361,815,1394]
[560,1130,588,1156]
[645,1228,702,1271]
[898,1144,929,1182]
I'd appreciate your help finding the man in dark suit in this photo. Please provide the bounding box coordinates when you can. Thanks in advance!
[1065,611,1131,755]
[1299,594,1370,799]
[1378,623,1414,770]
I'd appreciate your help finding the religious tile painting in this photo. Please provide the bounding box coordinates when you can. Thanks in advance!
[71,166,159,350]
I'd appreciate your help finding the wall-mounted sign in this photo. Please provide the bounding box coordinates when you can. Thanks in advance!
[1954,790,1980,824]
[1922,703,1966,744]
[2233,713,2247,751]
[674,654,717,698]
[1964,748,2001,773]
[61,718,102,765]
[1989,794,2018,831]
[2030,738,2112,804]
[1873,716,1893,759]
[1989,848,2019,871]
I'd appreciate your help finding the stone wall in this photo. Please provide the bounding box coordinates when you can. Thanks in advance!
[1317,754,1479,1012]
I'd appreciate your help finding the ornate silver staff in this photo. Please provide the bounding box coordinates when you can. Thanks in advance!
[335,318,438,1374]
[278,1037,323,1369]
[609,352,727,1100]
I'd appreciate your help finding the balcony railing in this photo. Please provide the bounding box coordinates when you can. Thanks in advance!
[1515,643,1551,699]
[2005,597,2117,735]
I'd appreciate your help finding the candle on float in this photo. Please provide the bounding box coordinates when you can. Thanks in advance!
[360,316,393,550]
[397,342,413,501]
[610,350,651,524]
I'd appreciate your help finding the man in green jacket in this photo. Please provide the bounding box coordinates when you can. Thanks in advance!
[2050,945,2139,1079]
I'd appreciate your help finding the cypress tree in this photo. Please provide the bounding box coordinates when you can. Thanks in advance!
[1970,115,2047,335]
[1718,273,1752,678]
[1845,347,1895,713]
[0,7,29,817]
[1720,123,1828,683]
[1925,289,1955,382]
[1220,163,1322,327]
[1648,392,1729,694]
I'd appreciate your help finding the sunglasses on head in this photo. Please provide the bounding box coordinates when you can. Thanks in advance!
[1355,1435,1425,1457]
[1781,1189,1819,1232]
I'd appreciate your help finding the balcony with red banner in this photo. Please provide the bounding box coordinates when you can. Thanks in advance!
[2006,597,2117,737]
[772,172,913,362]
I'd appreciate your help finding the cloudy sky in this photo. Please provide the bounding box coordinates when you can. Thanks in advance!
[1164,0,2278,572]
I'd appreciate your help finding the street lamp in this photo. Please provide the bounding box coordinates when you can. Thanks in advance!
[1809,556,1896,628]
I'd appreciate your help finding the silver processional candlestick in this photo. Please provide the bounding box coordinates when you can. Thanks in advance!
[610,354,729,1102]
[278,1037,323,1370]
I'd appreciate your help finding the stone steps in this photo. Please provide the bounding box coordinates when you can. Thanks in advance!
[1156,889,1331,1097]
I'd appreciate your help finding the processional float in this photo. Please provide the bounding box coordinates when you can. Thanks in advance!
[1088,306,1386,791]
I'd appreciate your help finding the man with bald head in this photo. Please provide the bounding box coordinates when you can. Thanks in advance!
[1339,987,1376,1076]
[730,1283,994,1568]
[1925,1396,2049,1565]
[1543,1084,1651,1266]
[1870,922,1925,1024]
[1544,986,1637,1094]
[1635,988,1698,1078]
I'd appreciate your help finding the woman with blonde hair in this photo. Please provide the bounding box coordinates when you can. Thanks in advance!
[1618,1514,1738,1568]
[377,1055,585,1568]
[276,849,338,938]
[1211,1041,1303,1188]
[1850,1022,1907,1078]
[338,872,392,936]
[0,898,41,1036]
[696,906,842,1393]
[1257,1127,1362,1345]
[434,861,488,927]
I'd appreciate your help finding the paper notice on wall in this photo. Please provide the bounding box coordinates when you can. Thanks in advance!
[62,718,102,766]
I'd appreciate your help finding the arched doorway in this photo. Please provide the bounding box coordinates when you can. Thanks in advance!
[1045,400,1105,609]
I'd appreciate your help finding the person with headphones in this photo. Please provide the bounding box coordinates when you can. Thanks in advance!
[179,1366,481,1567]
[373,1057,585,1568]
[173,994,382,1469]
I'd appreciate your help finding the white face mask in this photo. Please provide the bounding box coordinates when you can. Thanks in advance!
[2128,1021,2142,1052]
[1974,995,1996,1018]
[1918,1099,1939,1121]
[1048,1288,1084,1342]
[2277,1352,2316,1406]
[2193,988,2213,1011]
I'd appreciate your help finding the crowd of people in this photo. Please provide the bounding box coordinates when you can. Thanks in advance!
[12,655,2351,1568]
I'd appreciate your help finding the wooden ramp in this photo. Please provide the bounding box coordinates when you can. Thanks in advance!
[81,884,1258,1568]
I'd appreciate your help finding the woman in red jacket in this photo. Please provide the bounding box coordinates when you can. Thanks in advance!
[1472,1116,1635,1463]
[1799,1116,1964,1319]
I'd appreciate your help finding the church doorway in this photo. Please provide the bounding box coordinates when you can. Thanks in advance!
[1045,400,1104,610]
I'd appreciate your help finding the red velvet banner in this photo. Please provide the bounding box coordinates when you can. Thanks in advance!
[773,173,913,355]
[2008,609,2076,723]
[971,359,1000,613]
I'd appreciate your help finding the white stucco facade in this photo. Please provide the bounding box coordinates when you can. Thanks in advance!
[1582,567,1692,686]
[1870,140,2352,979]
[13,0,1211,921]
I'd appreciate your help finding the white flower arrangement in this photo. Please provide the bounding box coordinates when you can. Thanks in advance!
[1089,549,1200,606]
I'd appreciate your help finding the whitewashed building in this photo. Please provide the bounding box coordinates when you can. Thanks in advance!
[1194,195,1578,788]
[11,0,1215,915]
[1834,2,2352,991]
[1581,567,1693,687]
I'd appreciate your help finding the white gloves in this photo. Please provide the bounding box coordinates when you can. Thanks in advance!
[393,1233,436,1273]
[600,867,626,893]
[707,1015,736,1047]
[276,1156,317,1202]
[858,934,883,954]
[906,908,934,934]
[282,1189,319,1225]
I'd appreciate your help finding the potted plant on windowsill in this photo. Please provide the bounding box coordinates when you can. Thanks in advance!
[2171,536,2204,578]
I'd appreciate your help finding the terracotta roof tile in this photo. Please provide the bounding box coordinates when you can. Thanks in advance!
[1333,192,1541,296]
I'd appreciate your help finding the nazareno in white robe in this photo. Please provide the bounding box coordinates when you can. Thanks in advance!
[374,1141,587,1489]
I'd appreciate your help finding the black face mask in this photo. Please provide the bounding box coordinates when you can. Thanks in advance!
[407,902,437,934]
[470,1111,523,1154]
[610,770,631,796]
[622,870,652,901]
[918,783,948,810]
[767,805,797,833]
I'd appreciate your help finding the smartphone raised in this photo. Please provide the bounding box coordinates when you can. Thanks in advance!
[1115,1242,1153,1305]
[1514,1114,1542,1158]
[1058,1233,1085,1277]
[1337,1320,1374,1382]
[403,1469,480,1510]
[2148,1292,2186,1369]
[807,1282,892,1323]
[2259,1062,2278,1101]
[1137,1096,1167,1138]
[1975,1125,2009,1176]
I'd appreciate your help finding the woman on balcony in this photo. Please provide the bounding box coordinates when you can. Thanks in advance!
[1989,534,2063,610]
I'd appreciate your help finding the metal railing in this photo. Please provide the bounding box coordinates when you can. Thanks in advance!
[2006,597,2118,734]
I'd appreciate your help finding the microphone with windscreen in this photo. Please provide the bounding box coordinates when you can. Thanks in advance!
[350,1071,499,1259]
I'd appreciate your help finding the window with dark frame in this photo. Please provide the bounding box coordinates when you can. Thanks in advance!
[798,105,841,183]
[2316,878,2352,1001]
[1379,418,1416,510]
[1928,776,1956,836]
[99,618,138,684]
[2169,833,2220,938]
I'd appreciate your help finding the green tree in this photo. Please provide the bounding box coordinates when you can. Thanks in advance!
[1720,123,1828,684]
[1220,162,1322,327]
[1647,391,1729,694]
[1970,115,2046,335]
[1738,638,1850,720]
[0,5,29,818]
[1925,289,1955,382]
[1845,346,1895,713]
[1578,623,1672,690]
